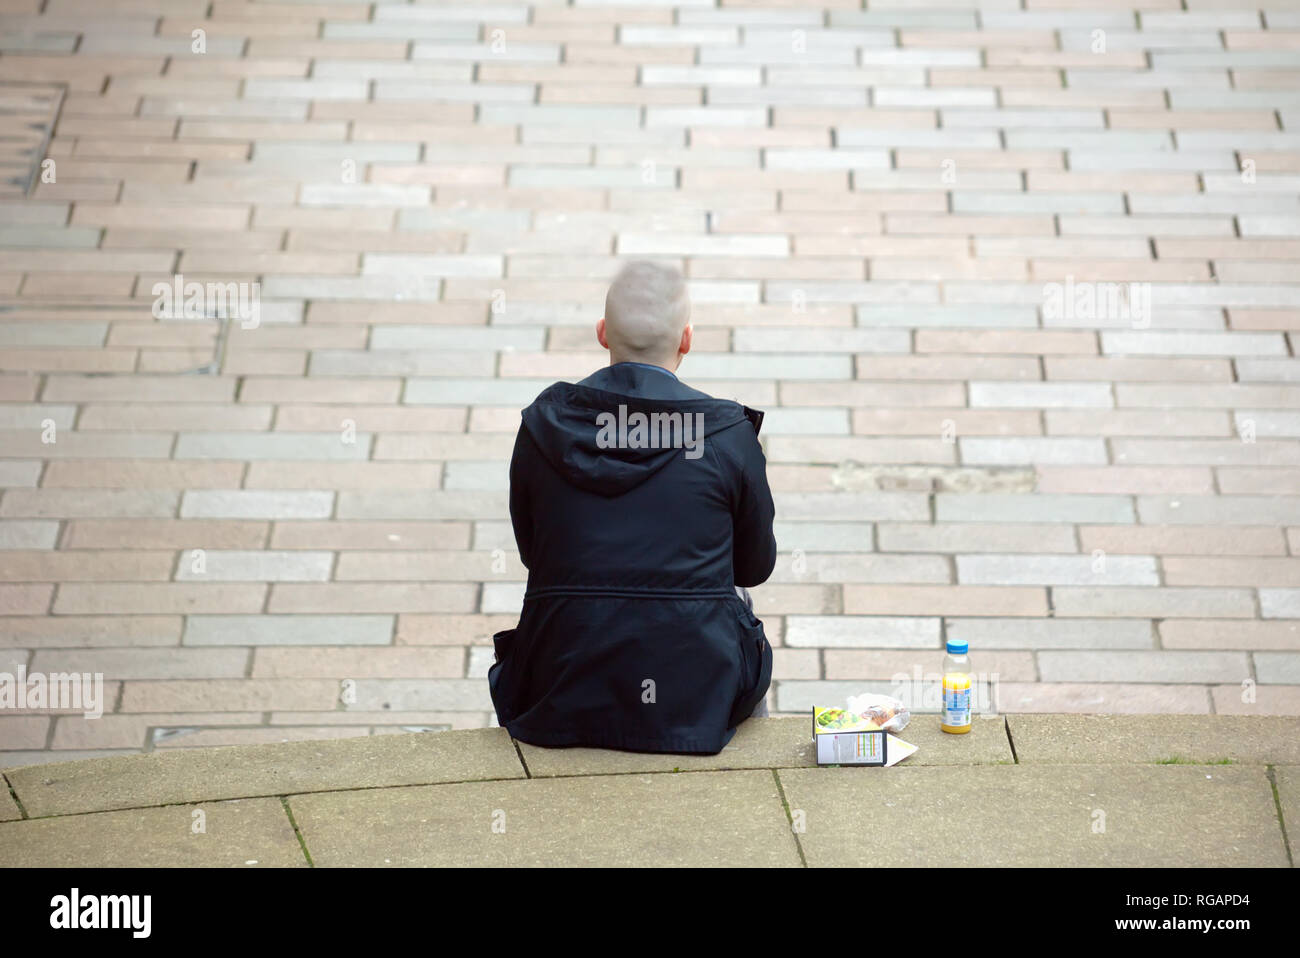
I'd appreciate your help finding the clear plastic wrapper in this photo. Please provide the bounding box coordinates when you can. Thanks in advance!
[844,692,910,732]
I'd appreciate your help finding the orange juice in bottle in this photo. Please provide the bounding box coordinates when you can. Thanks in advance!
[940,639,972,734]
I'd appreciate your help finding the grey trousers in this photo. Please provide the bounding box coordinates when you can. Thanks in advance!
[736,586,770,719]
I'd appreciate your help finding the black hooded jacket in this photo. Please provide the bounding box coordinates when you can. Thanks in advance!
[488,363,778,753]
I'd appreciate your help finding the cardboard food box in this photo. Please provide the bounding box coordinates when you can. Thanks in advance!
[813,706,888,766]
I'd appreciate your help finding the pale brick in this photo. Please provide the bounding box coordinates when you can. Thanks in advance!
[936,494,1134,524]
[1261,590,1300,619]
[173,550,333,583]
[948,618,1154,650]
[1161,620,1300,652]
[180,491,334,520]
[250,646,462,679]
[268,583,477,614]
[1039,650,1249,684]
[54,583,267,615]
[957,554,1159,587]
[185,614,393,647]
[0,521,59,550]
[1053,587,1256,619]
[783,615,940,649]
[844,585,1048,617]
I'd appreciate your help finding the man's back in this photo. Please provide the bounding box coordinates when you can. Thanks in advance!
[489,362,777,754]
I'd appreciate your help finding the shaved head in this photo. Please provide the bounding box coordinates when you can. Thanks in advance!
[600,261,692,368]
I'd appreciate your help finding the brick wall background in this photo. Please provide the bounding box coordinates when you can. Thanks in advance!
[1,0,1298,763]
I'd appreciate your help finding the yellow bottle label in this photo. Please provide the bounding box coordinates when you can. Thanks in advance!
[941,672,971,732]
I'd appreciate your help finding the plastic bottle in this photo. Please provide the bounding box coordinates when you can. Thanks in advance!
[940,639,972,734]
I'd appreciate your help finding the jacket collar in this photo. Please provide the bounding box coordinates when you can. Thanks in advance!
[578,362,710,401]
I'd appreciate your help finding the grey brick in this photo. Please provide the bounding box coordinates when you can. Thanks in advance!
[960,437,1109,466]
[952,192,1125,215]
[262,276,443,302]
[1103,331,1287,357]
[0,463,41,488]
[678,354,851,379]
[1236,360,1300,383]
[0,520,59,550]
[1261,590,1300,619]
[174,433,370,461]
[404,378,552,405]
[957,554,1158,587]
[480,104,637,126]
[184,615,394,647]
[180,491,334,520]
[1137,495,1300,525]
[1052,588,1256,619]
[300,184,431,208]
[369,326,543,351]
[412,43,560,63]
[336,491,508,520]
[618,233,787,257]
[785,615,940,649]
[969,382,1112,408]
[0,404,78,429]
[946,618,1155,650]
[443,462,510,491]
[1255,653,1300,685]
[760,409,851,435]
[1067,150,1237,172]
[1234,411,1300,439]
[323,23,480,42]
[481,581,524,615]
[1038,651,1250,684]
[775,493,930,522]
[733,328,909,353]
[345,679,493,711]
[0,323,106,347]
[937,494,1133,524]
[774,521,874,552]
[857,305,1037,327]
[1115,440,1300,466]
[174,551,334,582]
[878,523,1077,554]
[770,552,949,585]
[840,129,1000,150]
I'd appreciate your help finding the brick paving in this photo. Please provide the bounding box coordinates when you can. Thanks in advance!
[0,0,1298,764]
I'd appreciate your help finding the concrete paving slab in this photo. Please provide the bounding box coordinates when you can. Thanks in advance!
[0,797,305,868]
[1007,714,1300,765]
[6,729,523,818]
[517,715,1012,777]
[0,778,21,822]
[1275,766,1298,864]
[779,764,1287,867]
[288,769,800,867]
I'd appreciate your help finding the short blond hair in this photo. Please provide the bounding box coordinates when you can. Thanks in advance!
[603,261,690,365]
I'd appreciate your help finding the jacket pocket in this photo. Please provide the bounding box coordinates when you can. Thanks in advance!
[727,604,772,728]
[491,627,517,664]
[488,627,519,722]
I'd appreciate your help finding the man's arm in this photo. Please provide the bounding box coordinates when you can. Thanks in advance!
[727,424,777,588]
[508,424,534,569]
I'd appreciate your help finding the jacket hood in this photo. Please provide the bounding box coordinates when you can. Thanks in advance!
[521,381,750,497]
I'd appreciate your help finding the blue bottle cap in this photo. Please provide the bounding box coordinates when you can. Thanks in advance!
[946,639,968,655]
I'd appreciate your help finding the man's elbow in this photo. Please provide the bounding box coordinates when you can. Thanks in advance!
[735,536,777,588]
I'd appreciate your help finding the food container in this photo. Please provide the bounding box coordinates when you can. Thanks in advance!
[812,706,888,766]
